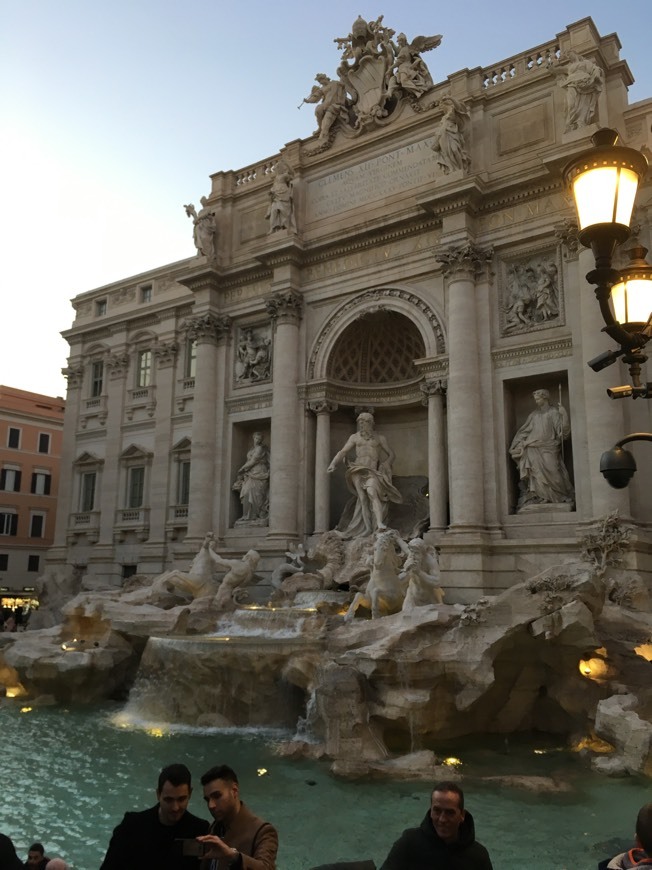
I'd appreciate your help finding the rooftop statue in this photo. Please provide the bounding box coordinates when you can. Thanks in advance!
[266,159,296,232]
[430,95,471,174]
[555,50,604,132]
[301,16,441,149]
[184,196,217,260]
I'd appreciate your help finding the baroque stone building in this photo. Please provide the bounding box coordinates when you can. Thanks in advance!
[49,17,652,601]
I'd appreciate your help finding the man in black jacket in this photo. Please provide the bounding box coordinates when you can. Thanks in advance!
[380,780,493,870]
[100,762,209,870]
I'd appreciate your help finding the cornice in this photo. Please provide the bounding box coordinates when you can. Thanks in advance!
[492,336,573,367]
[225,390,274,414]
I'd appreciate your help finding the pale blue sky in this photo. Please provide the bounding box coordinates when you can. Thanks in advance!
[1,0,650,397]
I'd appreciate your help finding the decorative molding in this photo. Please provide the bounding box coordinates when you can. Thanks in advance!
[265,289,303,325]
[225,391,274,414]
[499,245,565,337]
[554,219,580,260]
[62,364,84,388]
[153,340,178,367]
[183,313,233,344]
[105,352,130,379]
[492,336,573,367]
[307,400,338,415]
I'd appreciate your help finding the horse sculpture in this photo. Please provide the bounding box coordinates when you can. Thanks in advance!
[344,528,408,620]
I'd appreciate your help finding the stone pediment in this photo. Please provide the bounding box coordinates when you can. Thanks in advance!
[73,451,104,467]
[120,444,153,460]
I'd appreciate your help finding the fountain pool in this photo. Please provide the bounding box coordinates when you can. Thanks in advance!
[0,703,647,869]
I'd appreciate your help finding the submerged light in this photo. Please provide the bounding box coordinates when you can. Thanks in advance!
[443,757,462,768]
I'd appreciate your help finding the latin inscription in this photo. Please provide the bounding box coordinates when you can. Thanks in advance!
[306,139,437,221]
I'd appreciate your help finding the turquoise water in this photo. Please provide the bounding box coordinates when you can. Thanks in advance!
[0,703,647,869]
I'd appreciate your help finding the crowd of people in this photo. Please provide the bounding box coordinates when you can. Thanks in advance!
[1,605,30,632]
[2,767,651,869]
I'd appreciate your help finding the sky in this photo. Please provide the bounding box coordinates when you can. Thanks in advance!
[1,0,651,399]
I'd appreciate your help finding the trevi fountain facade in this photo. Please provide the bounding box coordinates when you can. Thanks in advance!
[3,15,652,781]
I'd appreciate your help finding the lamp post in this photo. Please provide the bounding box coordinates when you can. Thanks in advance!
[563,128,652,397]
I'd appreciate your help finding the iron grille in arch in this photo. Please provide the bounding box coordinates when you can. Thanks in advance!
[327,311,425,383]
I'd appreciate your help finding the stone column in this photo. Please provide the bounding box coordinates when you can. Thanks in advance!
[185,314,232,542]
[309,400,338,533]
[50,360,84,555]
[265,289,303,542]
[98,351,130,550]
[436,242,493,531]
[420,380,447,531]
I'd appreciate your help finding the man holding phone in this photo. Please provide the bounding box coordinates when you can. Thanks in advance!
[100,762,209,870]
[197,764,277,869]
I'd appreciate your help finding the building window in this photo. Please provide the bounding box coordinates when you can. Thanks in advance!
[127,466,145,508]
[27,554,40,572]
[0,554,8,571]
[140,285,152,303]
[136,350,152,387]
[95,299,107,316]
[29,513,45,538]
[7,427,20,449]
[0,512,18,536]
[178,460,191,505]
[90,360,104,397]
[38,433,51,454]
[80,472,96,512]
[31,472,51,495]
[185,339,197,379]
[0,468,21,492]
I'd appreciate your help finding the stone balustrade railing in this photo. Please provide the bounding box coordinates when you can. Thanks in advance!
[482,39,560,89]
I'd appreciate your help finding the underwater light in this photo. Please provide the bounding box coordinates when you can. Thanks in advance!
[443,757,462,767]
[257,768,268,777]
[20,706,33,713]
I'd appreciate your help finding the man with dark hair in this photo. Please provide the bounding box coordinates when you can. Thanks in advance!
[25,842,49,869]
[100,762,208,870]
[380,780,493,870]
[603,803,652,869]
[197,764,278,869]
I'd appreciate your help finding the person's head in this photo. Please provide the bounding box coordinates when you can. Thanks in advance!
[357,412,374,433]
[45,860,69,870]
[0,834,20,864]
[430,781,465,844]
[533,389,550,406]
[201,765,240,825]
[156,763,193,826]
[636,803,652,854]
[27,843,45,867]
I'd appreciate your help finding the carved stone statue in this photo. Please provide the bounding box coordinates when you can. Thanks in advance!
[430,95,470,174]
[557,50,603,131]
[131,532,220,604]
[344,528,407,620]
[509,389,574,511]
[328,412,403,537]
[400,538,445,610]
[388,31,441,98]
[266,160,296,233]
[232,432,270,525]
[208,544,261,610]
[302,73,349,142]
[184,196,217,259]
[235,328,271,382]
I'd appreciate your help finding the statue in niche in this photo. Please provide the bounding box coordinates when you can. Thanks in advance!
[183,197,217,259]
[266,159,296,233]
[509,389,574,511]
[232,432,270,525]
[503,259,560,333]
[301,73,349,143]
[235,327,271,383]
[556,50,604,132]
[328,412,403,538]
[208,543,261,610]
[430,95,471,174]
[388,31,440,99]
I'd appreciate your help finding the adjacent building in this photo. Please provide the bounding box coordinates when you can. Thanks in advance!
[0,386,65,600]
[48,17,652,600]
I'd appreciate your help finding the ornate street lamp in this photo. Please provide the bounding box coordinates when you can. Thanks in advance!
[563,129,652,397]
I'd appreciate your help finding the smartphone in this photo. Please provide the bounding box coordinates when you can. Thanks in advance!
[176,839,207,857]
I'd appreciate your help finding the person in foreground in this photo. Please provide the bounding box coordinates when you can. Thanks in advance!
[0,834,24,870]
[100,762,208,870]
[379,780,493,870]
[602,803,652,869]
[25,842,49,869]
[198,764,277,870]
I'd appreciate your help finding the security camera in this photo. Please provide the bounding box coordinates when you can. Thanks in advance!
[606,385,634,399]
[587,349,622,372]
[599,446,637,488]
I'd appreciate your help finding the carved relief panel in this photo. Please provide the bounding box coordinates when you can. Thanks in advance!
[499,247,564,337]
[234,323,272,387]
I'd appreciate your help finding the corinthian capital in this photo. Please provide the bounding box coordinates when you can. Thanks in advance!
[435,242,494,279]
[265,289,303,325]
[420,379,447,402]
[184,313,232,344]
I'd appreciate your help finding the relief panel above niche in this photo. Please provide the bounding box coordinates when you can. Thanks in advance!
[499,246,564,338]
